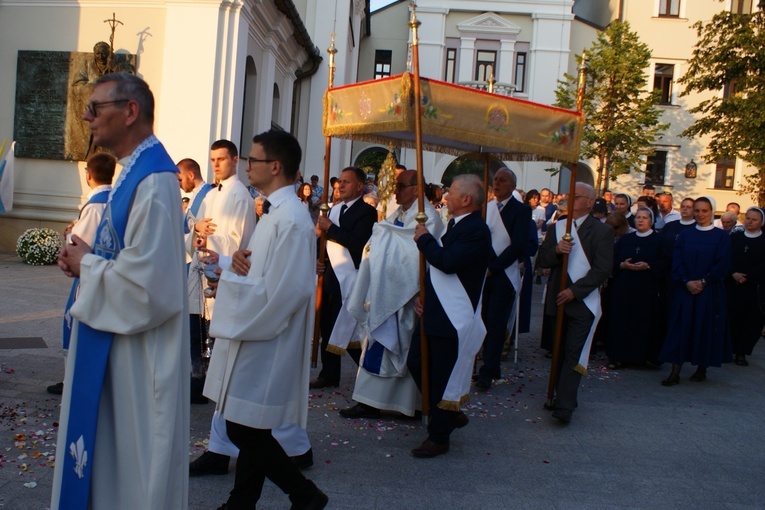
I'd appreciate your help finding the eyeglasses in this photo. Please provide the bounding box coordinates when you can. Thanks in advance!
[84,99,129,117]
[247,157,275,165]
[396,183,416,190]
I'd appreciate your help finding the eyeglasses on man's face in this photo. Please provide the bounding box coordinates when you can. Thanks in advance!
[84,99,129,118]
[396,183,416,190]
[247,157,275,166]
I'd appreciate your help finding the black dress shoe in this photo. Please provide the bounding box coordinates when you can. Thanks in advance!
[689,368,707,382]
[453,412,469,429]
[190,392,209,404]
[411,439,449,458]
[474,377,492,390]
[290,481,328,510]
[47,382,64,395]
[189,451,230,476]
[339,403,380,419]
[552,408,572,424]
[661,374,680,386]
[735,355,749,367]
[309,378,339,389]
[291,448,314,470]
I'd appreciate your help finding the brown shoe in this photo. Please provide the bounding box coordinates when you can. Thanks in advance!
[453,412,469,429]
[411,439,449,458]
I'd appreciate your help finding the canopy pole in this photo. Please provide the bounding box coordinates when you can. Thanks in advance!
[409,3,430,421]
[546,52,587,408]
[312,34,338,368]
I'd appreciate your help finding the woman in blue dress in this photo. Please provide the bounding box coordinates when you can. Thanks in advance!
[660,197,732,385]
[607,207,666,367]
[726,207,765,366]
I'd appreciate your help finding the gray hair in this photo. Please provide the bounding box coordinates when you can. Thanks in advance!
[95,72,155,125]
[452,174,486,209]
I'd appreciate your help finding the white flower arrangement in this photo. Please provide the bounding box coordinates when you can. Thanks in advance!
[16,228,62,266]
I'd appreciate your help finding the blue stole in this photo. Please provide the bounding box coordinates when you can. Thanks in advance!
[184,183,213,273]
[57,136,177,510]
[62,189,111,351]
[184,182,213,234]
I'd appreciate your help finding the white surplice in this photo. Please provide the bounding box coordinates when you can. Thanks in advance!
[52,172,190,510]
[205,185,316,430]
[67,184,112,245]
[346,201,443,415]
[186,174,256,317]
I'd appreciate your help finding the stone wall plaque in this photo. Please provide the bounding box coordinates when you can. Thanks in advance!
[13,49,136,161]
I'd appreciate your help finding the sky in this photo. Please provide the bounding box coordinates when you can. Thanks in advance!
[370,0,397,11]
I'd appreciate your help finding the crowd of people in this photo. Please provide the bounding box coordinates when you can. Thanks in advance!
[51,72,764,510]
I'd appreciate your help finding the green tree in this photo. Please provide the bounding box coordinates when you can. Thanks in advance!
[555,21,668,194]
[679,1,765,206]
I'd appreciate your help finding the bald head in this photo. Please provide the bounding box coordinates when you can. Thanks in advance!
[492,168,517,202]
[395,170,419,209]
[721,211,738,232]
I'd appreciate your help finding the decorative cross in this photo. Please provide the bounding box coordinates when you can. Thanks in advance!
[744,245,749,253]
[104,12,123,52]
[635,247,641,254]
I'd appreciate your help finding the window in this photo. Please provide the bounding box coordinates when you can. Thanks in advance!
[444,48,457,83]
[514,52,527,93]
[374,50,392,79]
[731,0,754,14]
[475,50,497,82]
[653,64,674,105]
[714,158,736,189]
[723,79,737,99]
[645,150,667,186]
[659,0,680,17]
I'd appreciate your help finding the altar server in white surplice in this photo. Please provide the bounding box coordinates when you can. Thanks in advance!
[339,170,443,419]
[203,130,327,509]
[53,73,188,510]
[185,140,255,405]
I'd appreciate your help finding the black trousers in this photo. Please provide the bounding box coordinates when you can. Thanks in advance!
[318,288,360,382]
[407,327,459,444]
[479,273,516,380]
[224,421,314,509]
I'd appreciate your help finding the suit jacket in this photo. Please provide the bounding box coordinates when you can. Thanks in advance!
[537,214,614,316]
[416,210,492,338]
[321,198,377,297]
[488,197,533,278]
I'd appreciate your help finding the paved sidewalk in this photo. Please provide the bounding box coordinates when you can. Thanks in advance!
[1,250,764,509]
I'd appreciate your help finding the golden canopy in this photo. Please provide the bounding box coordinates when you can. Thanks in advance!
[323,72,583,164]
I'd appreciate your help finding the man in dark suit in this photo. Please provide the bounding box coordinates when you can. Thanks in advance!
[408,174,492,458]
[475,169,532,389]
[311,166,377,389]
[537,182,613,424]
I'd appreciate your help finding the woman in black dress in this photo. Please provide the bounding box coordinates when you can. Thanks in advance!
[726,207,765,366]
[606,207,665,368]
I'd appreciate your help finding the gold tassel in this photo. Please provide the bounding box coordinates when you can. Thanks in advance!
[325,344,346,356]
[574,363,588,377]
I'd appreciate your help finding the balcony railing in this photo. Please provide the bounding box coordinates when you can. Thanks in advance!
[458,81,517,97]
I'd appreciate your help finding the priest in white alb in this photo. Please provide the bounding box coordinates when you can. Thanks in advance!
[53,73,189,509]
